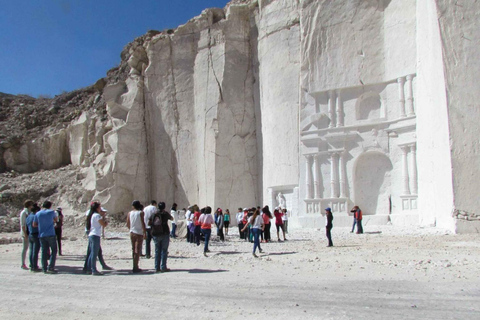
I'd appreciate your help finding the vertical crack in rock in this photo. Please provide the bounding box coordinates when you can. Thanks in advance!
[168,36,180,200]
[207,28,224,103]
[141,72,152,201]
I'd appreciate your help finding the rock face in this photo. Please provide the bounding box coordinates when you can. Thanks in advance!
[1,0,480,233]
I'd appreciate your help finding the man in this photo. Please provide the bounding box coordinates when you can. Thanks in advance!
[170,203,178,238]
[282,208,289,234]
[54,207,64,256]
[127,200,147,273]
[33,200,58,274]
[143,200,157,259]
[351,206,363,234]
[236,208,244,239]
[150,202,173,272]
[26,202,40,272]
[19,200,34,270]
[325,207,333,247]
[185,206,193,243]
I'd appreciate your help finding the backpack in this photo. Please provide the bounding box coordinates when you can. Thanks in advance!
[150,213,164,236]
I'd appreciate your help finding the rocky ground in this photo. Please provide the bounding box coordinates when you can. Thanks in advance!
[0,225,479,319]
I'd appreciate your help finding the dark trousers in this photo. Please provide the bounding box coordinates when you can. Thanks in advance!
[194,225,201,245]
[28,234,40,270]
[145,228,153,257]
[238,223,244,239]
[186,226,192,242]
[357,220,363,234]
[326,227,333,246]
[218,227,224,241]
[202,228,212,253]
[264,223,271,241]
[55,227,62,255]
[40,236,57,271]
[153,234,170,271]
[170,223,177,238]
[351,218,357,232]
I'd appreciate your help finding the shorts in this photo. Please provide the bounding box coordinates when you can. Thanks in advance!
[224,221,230,228]
[276,224,284,232]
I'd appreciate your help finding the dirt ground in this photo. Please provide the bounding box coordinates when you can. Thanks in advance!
[1,225,479,320]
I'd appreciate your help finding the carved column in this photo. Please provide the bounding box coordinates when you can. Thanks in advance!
[400,146,411,195]
[336,90,344,127]
[405,75,415,116]
[330,152,339,198]
[397,77,406,118]
[338,151,347,198]
[305,155,313,200]
[328,91,336,128]
[410,144,418,195]
[313,155,321,199]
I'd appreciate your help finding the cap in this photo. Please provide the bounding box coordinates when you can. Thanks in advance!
[325,207,331,212]
[243,208,248,211]
[100,207,108,212]
[218,208,222,213]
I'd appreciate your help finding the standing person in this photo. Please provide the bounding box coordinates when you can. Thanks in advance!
[236,208,244,239]
[351,206,363,234]
[350,211,357,233]
[127,200,147,273]
[83,202,112,272]
[193,205,202,246]
[33,201,58,274]
[185,206,193,243]
[54,207,63,256]
[26,203,41,272]
[262,206,272,243]
[325,207,334,247]
[282,208,289,234]
[217,209,225,242]
[224,209,230,236]
[170,203,178,238]
[143,200,157,259]
[274,207,286,242]
[150,202,173,272]
[19,200,34,270]
[87,205,108,275]
[199,206,215,256]
[242,209,264,257]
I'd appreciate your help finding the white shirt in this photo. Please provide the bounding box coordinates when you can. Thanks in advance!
[129,210,144,235]
[89,213,103,237]
[282,211,288,221]
[249,215,264,229]
[236,212,244,224]
[185,210,192,225]
[20,208,28,236]
[143,205,157,229]
[171,210,179,224]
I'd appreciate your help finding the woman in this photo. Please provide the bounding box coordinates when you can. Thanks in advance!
[274,207,286,242]
[350,206,363,234]
[199,206,215,256]
[217,209,225,242]
[127,200,147,273]
[87,205,108,275]
[54,207,63,256]
[193,205,202,246]
[325,207,333,247]
[242,209,264,257]
[150,202,173,272]
[262,206,272,243]
[224,209,230,235]
[83,202,111,272]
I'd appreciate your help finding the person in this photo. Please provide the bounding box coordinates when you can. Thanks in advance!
[350,210,357,233]
[83,202,112,272]
[243,208,251,242]
[282,208,289,234]
[274,207,286,241]
[224,209,230,235]
[193,205,202,246]
[87,205,108,275]
[127,200,147,273]
[236,208,244,239]
[351,206,363,234]
[199,206,215,256]
[325,207,333,247]
[54,207,64,256]
[143,200,157,259]
[26,202,41,272]
[150,202,173,272]
[217,209,225,242]
[170,203,178,238]
[262,206,272,242]
[242,209,264,257]
[19,200,34,270]
[185,206,194,243]
[33,200,58,274]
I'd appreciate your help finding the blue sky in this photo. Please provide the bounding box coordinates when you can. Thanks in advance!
[0,0,230,97]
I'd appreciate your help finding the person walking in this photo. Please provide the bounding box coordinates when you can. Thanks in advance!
[170,203,178,238]
[26,203,41,272]
[282,208,289,234]
[143,200,157,259]
[199,206,215,256]
[274,207,286,241]
[54,207,64,256]
[351,206,363,234]
[224,209,230,236]
[242,209,264,257]
[127,200,147,273]
[33,201,58,274]
[87,205,108,275]
[150,202,173,272]
[262,206,272,242]
[19,200,34,270]
[236,208,244,239]
[325,207,333,247]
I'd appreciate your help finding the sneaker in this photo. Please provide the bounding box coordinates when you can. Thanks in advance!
[145,255,151,259]
[92,271,104,276]
[45,269,58,274]
[203,252,208,257]
[155,269,161,273]
[21,264,28,270]
[132,268,143,273]
[161,268,171,273]
[252,253,258,258]
[259,249,264,253]
[102,265,113,271]
[30,268,41,273]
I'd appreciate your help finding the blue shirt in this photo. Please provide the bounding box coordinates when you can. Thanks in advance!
[26,213,38,235]
[34,209,56,238]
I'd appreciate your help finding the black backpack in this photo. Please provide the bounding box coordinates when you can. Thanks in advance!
[150,212,164,236]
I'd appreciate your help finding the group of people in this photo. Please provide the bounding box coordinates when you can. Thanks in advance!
[323,205,364,247]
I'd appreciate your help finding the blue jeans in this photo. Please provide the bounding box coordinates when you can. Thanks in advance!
[28,234,40,269]
[170,223,177,238]
[351,218,357,232]
[153,234,170,270]
[87,235,101,272]
[201,228,211,253]
[39,236,57,271]
[252,228,262,253]
[145,229,153,257]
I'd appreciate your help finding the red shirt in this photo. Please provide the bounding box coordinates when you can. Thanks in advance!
[274,211,283,225]
[194,211,201,226]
